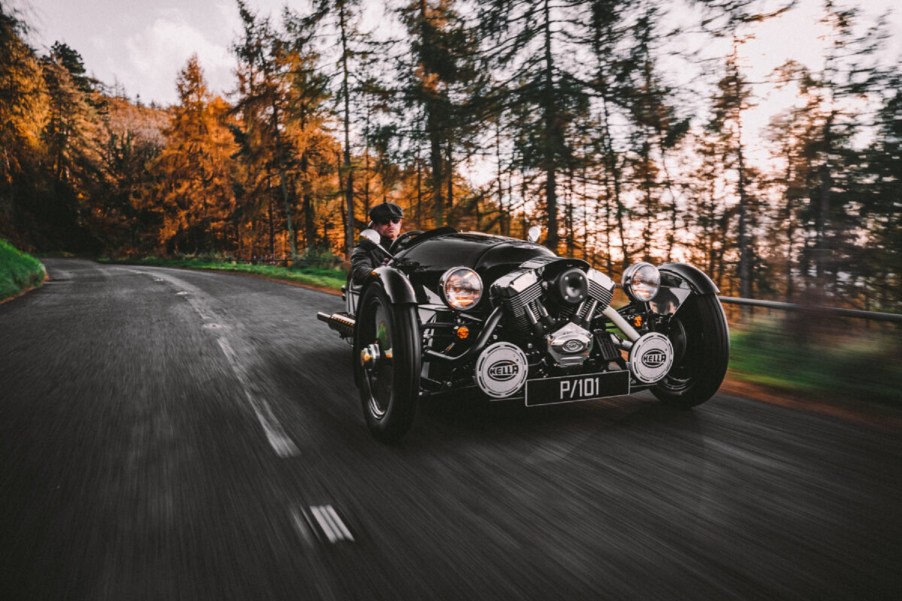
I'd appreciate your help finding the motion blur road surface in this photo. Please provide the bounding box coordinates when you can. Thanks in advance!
[1,259,900,600]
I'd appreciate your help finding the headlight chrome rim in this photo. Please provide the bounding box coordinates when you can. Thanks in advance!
[440,267,483,311]
[622,262,661,303]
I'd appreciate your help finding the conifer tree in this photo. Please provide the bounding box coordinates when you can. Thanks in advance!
[41,43,101,187]
[396,0,475,227]
[284,8,334,251]
[477,0,591,252]
[709,40,755,298]
[766,1,888,300]
[156,56,237,254]
[585,0,634,270]
[0,4,45,241]
[860,78,902,311]
[306,0,365,256]
[233,0,300,259]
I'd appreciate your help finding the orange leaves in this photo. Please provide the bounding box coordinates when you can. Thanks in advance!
[153,58,239,253]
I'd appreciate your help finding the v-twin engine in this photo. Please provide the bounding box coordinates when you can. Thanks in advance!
[492,259,616,368]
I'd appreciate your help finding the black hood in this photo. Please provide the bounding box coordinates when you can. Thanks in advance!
[395,231,555,307]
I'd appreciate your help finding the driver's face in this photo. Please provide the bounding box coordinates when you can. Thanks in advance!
[373,218,401,241]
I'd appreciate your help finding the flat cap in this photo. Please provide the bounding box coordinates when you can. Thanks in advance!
[369,202,403,223]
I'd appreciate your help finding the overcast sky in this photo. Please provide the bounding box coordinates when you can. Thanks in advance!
[19,0,394,105]
[16,0,902,135]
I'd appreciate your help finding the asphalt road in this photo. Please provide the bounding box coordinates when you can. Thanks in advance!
[1,259,900,601]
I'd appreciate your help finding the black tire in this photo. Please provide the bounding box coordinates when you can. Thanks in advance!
[354,282,422,442]
[652,294,730,408]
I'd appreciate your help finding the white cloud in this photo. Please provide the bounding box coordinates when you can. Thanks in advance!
[120,10,234,105]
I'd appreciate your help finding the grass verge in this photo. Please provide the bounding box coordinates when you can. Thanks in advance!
[728,319,902,407]
[0,240,46,301]
[102,256,346,292]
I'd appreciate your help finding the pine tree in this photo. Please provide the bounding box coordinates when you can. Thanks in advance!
[396,0,476,227]
[585,0,635,271]
[232,0,300,259]
[766,2,888,301]
[306,0,365,257]
[617,6,689,261]
[477,0,592,252]
[765,108,808,301]
[41,43,101,186]
[155,56,237,254]
[0,4,45,242]
[38,41,110,250]
[709,40,755,298]
[284,8,334,252]
[857,75,901,312]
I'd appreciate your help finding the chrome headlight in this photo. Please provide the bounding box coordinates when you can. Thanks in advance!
[622,263,660,302]
[440,267,483,311]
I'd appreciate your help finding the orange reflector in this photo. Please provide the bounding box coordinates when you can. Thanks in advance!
[631,315,644,328]
[456,326,470,340]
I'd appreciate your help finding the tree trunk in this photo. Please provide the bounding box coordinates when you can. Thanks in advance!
[737,133,750,299]
[495,118,506,236]
[270,100,297,260]
[339,2,356,257]
[446,137,453,215]
[267,193,275,258]
[815,115,834,288]
[542,0,559,252]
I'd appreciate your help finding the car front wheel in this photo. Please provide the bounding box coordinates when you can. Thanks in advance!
[354,282,421,442]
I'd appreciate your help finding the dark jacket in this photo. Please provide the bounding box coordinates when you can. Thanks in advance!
[350,235,393,285]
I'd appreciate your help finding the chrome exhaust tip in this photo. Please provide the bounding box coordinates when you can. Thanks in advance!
[317,311,356,337]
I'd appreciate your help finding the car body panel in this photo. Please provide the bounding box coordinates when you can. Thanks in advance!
[394,231,555,312]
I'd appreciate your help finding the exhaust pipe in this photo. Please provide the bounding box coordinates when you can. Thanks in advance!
[317,311,355,337]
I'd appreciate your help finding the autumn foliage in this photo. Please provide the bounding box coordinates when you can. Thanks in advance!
[0,1,899,312]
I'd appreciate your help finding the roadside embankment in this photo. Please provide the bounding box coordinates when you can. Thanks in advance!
[0,240,46,302]
[728,318,902,408]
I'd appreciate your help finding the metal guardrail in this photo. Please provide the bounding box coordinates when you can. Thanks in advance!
[719,296,902,324]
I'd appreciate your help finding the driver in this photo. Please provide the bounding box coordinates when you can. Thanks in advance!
[350,202,404,285]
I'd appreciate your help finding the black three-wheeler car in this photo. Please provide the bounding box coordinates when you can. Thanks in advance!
[318,226,729,442]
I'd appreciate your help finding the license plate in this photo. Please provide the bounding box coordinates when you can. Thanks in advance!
[525,371,630,407]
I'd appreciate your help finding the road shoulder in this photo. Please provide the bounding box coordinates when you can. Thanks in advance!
[721,376,902,433]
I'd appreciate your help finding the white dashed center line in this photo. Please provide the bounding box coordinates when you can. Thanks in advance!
[290,506,319,546]
[133,267,301,458]
[309,505,355,543]
[217,337,299,458]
